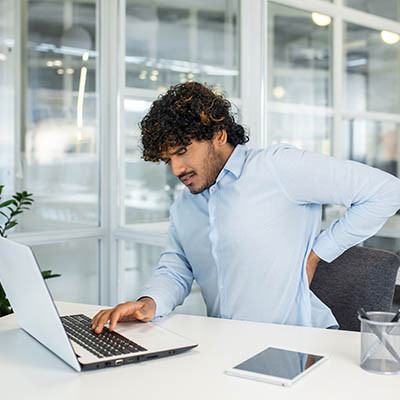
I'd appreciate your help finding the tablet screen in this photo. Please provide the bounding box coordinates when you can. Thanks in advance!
[233,347,324,380]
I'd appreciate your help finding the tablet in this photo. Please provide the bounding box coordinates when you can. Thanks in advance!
[225,347,328,387]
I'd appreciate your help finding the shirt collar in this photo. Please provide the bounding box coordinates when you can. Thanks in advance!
[199,144,247,199]
[217,144,247,182]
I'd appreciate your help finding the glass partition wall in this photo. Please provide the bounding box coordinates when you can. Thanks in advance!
[267,3,332,154]
[3,0,400,310]
[20,0,99,232]
[266,0,400,277]
[123,0,240,226]
[2,0,101,305]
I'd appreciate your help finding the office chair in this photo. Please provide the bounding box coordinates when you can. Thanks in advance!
[310,246,400,331]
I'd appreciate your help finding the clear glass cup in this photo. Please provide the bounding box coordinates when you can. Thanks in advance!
[358,311,400,374]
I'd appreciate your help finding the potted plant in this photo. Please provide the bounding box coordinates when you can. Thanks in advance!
[0,185,60,317]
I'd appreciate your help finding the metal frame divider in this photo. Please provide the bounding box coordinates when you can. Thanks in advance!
[240,0,265,148]
[98,0,121,306]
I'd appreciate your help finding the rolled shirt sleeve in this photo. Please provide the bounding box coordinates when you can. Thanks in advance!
[138,208,194,318]
[270,145,400,262]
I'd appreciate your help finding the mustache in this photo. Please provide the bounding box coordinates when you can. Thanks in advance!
[178,171,195,180]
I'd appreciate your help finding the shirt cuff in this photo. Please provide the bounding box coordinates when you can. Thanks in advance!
[137,289,170,320]
[312,227,345,263]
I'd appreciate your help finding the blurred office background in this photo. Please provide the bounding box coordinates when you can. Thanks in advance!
[1,0,399,314]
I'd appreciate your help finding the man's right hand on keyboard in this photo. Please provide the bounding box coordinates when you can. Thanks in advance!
[91,297,156,334]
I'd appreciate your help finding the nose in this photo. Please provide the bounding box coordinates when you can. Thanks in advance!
[169,157,186,177]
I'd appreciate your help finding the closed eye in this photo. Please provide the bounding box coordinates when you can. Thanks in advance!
[161,146,188,165]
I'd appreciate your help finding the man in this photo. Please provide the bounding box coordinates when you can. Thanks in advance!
[91,82,400,333]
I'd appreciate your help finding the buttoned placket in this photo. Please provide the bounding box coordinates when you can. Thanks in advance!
[207,181,229,318]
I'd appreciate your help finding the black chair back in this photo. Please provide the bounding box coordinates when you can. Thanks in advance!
[310,246,400,331]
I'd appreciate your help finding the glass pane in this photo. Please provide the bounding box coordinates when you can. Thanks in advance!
[124,97,183,224]
[343,119,399,177]
[344,23,400,113]
[268,3,332,107]
[32,238,99,304]
[0,0,14,191]
[17,0,99,232]
[125,0,240,96]
[120,240,206,316]
[346,0,400,22]
[268,112,332,154]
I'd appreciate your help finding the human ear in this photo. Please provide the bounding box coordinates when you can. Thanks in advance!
[214,129,228,146]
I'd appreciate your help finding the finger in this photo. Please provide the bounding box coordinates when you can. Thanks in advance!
[110,303,144,329]
[90,310,104,328]
[109,308,124,331]
[91,309,109,328]
[94,311,112,334]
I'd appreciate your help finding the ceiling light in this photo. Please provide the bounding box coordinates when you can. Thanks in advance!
[53,60,62,67]
[0,53,7,61]
[139,70,147,80]
[66,68,74,74]
[150,75,158,81]
[46,60,54,67]
[82,52,89,61]
[311,12,331,27]
[381,30,400,45]
[273,86,286,99]
[57,68,64,75]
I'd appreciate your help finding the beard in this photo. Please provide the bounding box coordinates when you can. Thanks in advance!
[189,142,226,194]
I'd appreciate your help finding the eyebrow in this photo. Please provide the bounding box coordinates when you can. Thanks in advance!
[168,146,187,156]
[160,146,187,163]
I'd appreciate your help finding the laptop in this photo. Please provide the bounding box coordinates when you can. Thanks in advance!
[0,237,198,372]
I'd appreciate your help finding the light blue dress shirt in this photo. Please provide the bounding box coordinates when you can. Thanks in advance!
[139,144,400,328]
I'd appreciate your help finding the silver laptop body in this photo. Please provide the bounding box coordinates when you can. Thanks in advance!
[0,237,197,371]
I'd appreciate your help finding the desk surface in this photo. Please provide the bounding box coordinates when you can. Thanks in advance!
[0,302,398,400]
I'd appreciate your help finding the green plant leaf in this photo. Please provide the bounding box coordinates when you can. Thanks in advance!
[4,221,17,231]
[0,283,6,298]
[0,199,16,208]
[41,270,62,279]
[0,283,11,317]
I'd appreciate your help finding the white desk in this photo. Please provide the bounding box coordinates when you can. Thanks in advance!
[0,302,398,399]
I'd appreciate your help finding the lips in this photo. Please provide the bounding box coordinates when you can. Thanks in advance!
[180,173,195,186]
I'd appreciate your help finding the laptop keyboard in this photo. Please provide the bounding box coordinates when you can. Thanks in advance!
[61,314,147,359]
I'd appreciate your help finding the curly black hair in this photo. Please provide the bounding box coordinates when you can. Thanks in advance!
[140,82,249,162]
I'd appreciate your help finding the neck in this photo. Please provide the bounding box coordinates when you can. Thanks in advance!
[220,144,235,165]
